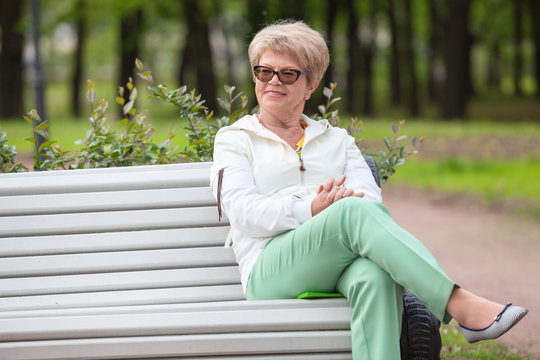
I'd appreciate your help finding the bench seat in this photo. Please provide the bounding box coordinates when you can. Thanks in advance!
[0,162,356,359]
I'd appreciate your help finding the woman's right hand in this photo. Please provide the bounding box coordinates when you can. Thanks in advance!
[311,175,364,216]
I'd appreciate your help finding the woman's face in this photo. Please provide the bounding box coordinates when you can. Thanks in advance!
[254,51,318,117]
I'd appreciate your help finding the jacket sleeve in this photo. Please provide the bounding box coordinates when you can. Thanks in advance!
[210,130,313,238]
[343,134,383,203]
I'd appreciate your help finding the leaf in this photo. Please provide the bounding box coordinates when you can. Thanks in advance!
[323,87,332,99]
[396,135,408,141]
[129,87,138,101]
[86,88,96,103]
[412,136,419,147]
[87,80,93,91]
[135,58,143,70]
[116,96,125,105]
[317,105,326,115]
[392,124,399,134]
[383,136,391,149]
[38,140,56,152]
[123,100,134,115]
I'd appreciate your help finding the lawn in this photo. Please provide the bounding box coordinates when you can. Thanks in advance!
[441,322,539,360]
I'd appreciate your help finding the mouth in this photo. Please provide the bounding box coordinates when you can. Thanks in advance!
[265,90,286,96]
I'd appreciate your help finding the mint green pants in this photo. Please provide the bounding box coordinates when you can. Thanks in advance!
[247,197,455,359]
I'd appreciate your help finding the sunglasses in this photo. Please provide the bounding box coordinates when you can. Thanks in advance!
[253,65,308,85]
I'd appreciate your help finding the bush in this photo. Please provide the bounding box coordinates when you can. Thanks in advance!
[0,60,422,182]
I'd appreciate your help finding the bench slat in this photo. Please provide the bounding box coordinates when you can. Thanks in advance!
[0,306,352,341]
[0,187,216,216]
[0,207,226,237]
[0,247,235,278]
[0,284,245,311]
[0,266,241,297]
[0,299,351,320]
[0,227,230,257]
[0,331,352,359]
[0,163,213,196]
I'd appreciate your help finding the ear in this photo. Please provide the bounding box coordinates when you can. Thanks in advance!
[305,80,320,100]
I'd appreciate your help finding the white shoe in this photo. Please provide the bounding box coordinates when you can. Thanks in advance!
[459,303,528,344]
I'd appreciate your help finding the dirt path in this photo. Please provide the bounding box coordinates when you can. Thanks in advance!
[382,184,540,357]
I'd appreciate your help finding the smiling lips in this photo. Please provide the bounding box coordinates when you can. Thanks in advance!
[265,90,285,97]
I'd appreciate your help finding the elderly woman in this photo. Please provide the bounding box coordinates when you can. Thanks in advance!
[210,20,527,359]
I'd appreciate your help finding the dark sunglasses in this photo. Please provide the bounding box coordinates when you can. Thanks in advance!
[253,65,308,85]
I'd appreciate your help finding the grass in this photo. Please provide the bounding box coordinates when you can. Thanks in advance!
[390,157,540,201]
[441,322,539,360]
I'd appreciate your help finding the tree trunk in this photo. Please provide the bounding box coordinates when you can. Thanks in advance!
[361,0,377,115]
[71,0,85,117]
[441,0,471,119]
[403,0,419,116]
[179,0,217,112]
[487,43,502,91]
[427,0,442,102]
[514,0,524,96]
[0,0,24,119]
[387,0,401,106]
[323,0,339,88]
[529,0,540,97]
[119,6,143,113]
[345,0,362,115]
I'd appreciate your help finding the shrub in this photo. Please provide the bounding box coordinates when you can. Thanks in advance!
[0,60,421,182]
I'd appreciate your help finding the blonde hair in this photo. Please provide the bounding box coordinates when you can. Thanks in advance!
[248,20,329,86]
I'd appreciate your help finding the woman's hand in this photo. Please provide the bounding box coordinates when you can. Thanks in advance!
[311,175,364,216]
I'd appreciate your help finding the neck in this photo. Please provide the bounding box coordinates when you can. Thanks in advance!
[257,113,305,149]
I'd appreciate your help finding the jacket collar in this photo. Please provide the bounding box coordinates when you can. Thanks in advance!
[225,114,330,146]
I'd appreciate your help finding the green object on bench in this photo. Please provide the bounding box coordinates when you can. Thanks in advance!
[297,292,345,299]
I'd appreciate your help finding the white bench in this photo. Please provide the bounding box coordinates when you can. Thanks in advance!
[0,161,439,359]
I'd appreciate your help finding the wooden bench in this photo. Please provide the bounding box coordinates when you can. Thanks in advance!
[0,161,440,359]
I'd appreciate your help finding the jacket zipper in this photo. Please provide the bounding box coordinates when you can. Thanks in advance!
[299,153,305,185]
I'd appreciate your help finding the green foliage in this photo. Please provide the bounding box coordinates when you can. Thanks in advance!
[314,83,423,184]
[0,60,420,182]
[0,132,27,173]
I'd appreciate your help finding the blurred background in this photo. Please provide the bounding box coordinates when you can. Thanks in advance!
[1,0,539,216]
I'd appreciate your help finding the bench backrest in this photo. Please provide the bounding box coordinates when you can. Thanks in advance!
[0,162,243,313]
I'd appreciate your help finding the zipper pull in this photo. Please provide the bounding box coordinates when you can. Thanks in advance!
[299,156,306,171]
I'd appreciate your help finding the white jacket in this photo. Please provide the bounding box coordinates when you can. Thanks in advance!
[209,114,382,293]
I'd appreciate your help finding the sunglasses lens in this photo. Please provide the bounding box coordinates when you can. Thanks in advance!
[278,70,299,84]
[255,68,274,82]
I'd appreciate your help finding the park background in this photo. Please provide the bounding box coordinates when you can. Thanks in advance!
[1,0,540,358]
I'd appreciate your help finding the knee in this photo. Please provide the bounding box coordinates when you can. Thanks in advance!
[338,258,398,298]
[331,196,387,216]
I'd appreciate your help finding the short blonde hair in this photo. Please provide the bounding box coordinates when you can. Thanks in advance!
[248,20,329,86]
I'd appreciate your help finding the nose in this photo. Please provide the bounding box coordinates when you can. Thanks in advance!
[268,72,282,85]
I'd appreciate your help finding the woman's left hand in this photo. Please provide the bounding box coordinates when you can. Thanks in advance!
[311,175,364,216]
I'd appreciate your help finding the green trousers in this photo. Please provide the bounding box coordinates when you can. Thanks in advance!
[247,197,455,359]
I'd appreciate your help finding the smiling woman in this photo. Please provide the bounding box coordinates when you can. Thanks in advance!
[209,19,527,359]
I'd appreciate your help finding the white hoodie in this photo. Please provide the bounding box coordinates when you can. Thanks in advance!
[210,114,382,294]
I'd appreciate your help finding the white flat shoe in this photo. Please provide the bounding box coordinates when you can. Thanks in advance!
[459,303,528,344]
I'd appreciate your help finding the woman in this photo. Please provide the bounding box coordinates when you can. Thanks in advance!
[210,20,527,359]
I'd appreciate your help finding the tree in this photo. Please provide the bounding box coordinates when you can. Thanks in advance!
[441,0,472,119]
[0,0,24,119]
[514,0,524,96]
[403,0,419,117]
[386,0,402,106]
[529,0,540,97]
[71,0,86,117]
[179,0,217,112]
[360,0,377,116]
[345,0,362,115]
[119,5,143,110]
[427,0,443,102]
